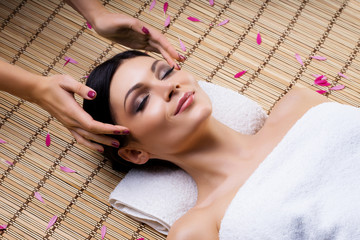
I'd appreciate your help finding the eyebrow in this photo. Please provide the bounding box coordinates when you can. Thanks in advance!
[123,59,161,111]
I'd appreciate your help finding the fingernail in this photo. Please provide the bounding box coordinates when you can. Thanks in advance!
[123,130,130,135]
[112,141,120,148]
[178,54,186,61]
[97,149,104,153]
[88,90,96,99]
[176,63,181,70]
[142,26,150,35]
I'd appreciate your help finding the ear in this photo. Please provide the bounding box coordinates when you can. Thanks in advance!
[117,148,150,165]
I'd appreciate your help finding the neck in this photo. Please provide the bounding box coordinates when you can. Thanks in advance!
[160,117,256,201]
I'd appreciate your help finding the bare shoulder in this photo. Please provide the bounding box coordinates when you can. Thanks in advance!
[267,86,331,124]
[167,208,218,240]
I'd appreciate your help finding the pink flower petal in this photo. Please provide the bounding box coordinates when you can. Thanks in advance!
[164,16,171,27]
[0,139,6,144]
[142,26,150,35]
[46,216,57,230]
[46,132,51,147]
[34,192,44,203]
[179,38,186,52]
[338,72,349,79]
[330,84,345,91]
[312,74,327,80]
[311,55,326,61]
[149,0,156,11]
[64,56,78,64]
[209,0,214,6]
[295,53,303,65]
[163,2,168,14]
[136,239,144,240]
[63,58,70,67]
[314,75,331,86]
[256,32,262,45]
[86,22,92,29]
[5,160,13,165]
[234,70,247,78]
[101,225,107,240]
[218,19,229,26]
[60,166,77,173]
[316,90,327,95]
[187,17,201,22]
[0,224,7,230]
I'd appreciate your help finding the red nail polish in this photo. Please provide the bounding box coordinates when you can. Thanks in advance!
[112,141,119,148]
[176,63,181,70]
[142,26,150,35]
[123,130,130,134]
[97,149,104,153]
[88,90,96,98]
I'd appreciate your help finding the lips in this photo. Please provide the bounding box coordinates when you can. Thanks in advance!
[174,91,195,115]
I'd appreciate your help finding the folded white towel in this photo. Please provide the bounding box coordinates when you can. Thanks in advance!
[220,102,360,239]
[109,81,268,235]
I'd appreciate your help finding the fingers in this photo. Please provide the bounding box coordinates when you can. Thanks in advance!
[59,75,97,100]
[72,128,122,150]
[70,130,105,153]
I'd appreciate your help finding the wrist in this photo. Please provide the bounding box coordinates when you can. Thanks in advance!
[27,75,49,104]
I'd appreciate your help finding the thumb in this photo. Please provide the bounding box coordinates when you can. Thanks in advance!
[60,75,97,100]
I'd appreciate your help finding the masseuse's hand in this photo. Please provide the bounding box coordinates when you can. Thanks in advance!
[34,74,127,152]
[93,11,183,69]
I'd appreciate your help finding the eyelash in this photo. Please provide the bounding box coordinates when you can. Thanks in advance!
[135,66,175,113]
[161,66,174,80]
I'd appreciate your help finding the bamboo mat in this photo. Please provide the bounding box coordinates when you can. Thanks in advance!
[0,0,360,239]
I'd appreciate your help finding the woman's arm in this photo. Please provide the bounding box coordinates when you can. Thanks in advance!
[65,0,183,69]
[0,60,127,152]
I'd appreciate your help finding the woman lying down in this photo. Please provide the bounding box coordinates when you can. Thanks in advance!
[83,50,360,240]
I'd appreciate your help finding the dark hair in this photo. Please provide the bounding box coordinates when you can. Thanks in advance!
[83,50,151,171]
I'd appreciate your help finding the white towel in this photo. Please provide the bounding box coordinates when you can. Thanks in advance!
[220,102,360,240]
[109,81,268,235]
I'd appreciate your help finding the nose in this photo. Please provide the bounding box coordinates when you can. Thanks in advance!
[153,82,180,102]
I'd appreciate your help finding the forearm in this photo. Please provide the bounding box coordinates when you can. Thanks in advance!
[0,60,43,102]
[65,0,108,27]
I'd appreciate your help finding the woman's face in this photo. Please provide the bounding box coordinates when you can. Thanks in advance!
[109,56,212,157]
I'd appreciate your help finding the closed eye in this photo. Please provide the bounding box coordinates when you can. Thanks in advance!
[161,66,174,80]
[136,95,149,113]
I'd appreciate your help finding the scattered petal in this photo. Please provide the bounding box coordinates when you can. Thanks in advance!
[34,192,45,203]
[149,0,156,11]
[142,26,150,35]
[60,166,77,173]
[311,55,326,61]
[46,216,57,230]
[316,90,327,95]
[46,132,51,147]
[5,160,13,165]
[330,84,345,90]
[218,19,229,26]
[187,17,201,22]
[312,74,327,80]
[234,70,247,78]
[86,22,92,29]
[82,75,89,79]
[163,2,168,14]
[209,0,214,6]
[338,72,349,79]
[295,53,303,65]
[314,75,331,86]
[0,224,7,230]
[164,15,171,27]
[136,239,144,240]
[256,32,262,45]
[0,139,6,144]
[179,38,186,52]
[101,225,107,240]
[63,56,78,67]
